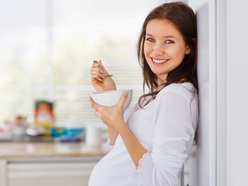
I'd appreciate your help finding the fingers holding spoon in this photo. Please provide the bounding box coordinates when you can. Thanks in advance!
[93,60,113,77]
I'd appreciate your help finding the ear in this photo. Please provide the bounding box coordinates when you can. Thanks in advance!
[185,38,196,55]
[185,46,191,55]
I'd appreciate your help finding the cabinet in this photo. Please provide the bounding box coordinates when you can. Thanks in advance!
[0,142,108,186]
[7,161,96,186]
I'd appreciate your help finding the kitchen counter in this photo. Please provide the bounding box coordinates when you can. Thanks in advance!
[0,142,109,186]
[0,141,109,159]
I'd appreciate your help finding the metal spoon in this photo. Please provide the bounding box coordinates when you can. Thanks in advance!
[93,60,113,77]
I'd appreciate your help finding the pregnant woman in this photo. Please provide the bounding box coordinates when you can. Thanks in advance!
[89,2,198,186]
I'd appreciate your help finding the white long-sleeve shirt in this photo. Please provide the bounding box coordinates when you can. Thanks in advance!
[89,82,198,186]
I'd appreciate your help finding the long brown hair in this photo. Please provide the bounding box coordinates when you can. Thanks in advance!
[137,2,197,106]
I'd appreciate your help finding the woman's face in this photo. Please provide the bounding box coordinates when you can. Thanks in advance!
[144,18,190,84]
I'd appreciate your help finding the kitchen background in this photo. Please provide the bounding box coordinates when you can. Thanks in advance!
[0,0,174,186]
[0,0,167,130]
[2,0,248,186]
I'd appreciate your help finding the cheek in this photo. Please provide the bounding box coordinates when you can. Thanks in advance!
[173,46,186,60]
[143,44,149,54]
[144,45,151,58]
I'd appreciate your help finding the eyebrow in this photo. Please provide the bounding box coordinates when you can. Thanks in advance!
[145,33,176,39]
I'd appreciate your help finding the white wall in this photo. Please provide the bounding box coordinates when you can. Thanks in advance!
[226,0,248,185]
[216,0,226,185]
[188,0,216,185]
[194,0,211,185]
[189,0,248,185]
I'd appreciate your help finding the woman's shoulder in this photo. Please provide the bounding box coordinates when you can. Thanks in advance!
[157,82,197,101]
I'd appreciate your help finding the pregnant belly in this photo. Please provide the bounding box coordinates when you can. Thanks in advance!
[88,146,138,186]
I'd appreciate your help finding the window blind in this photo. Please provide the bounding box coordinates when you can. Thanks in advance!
[0,0,165,127]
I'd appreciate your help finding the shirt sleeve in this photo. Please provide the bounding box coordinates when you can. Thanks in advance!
[106,138,115,149]
[137,90,197,186]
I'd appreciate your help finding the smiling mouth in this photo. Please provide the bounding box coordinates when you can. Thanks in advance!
[151,58,169,64]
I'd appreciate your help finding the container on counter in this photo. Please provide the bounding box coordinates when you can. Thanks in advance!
[34,100,54,127]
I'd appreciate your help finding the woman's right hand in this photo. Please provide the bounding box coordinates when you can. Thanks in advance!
[90,60,116,91]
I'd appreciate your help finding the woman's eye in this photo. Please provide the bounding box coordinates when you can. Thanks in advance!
[146,38,155,42]
[165,40,174,44]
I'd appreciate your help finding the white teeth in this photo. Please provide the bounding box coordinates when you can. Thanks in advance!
[152,58,168,63]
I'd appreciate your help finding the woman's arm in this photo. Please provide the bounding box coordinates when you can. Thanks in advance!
[90,60,118,144]
[117,121,147,168]
[107,126,119,145]
[136,89,198,186]
[90,91,147,166]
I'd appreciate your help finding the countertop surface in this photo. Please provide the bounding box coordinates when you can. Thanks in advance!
[0,142,109,159]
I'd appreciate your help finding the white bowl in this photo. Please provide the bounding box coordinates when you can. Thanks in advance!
[91,89,133,112]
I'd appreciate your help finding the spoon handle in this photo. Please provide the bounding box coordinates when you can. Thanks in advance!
[93,60,113,77]
[93,60,104,73]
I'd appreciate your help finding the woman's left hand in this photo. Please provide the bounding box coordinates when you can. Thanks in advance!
[89,91,128,131]
[90,91,147,169]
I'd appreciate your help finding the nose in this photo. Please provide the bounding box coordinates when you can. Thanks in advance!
[152,42,164,56]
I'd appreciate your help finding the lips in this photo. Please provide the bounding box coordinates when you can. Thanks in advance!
[152,59,168,63]
[151,58,169,64]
